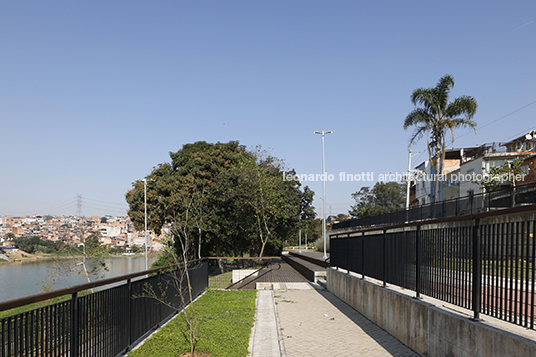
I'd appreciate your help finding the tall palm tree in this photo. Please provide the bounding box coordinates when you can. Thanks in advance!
[404,74,478,204]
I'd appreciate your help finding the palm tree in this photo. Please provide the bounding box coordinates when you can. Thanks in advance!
[404,74,478,204]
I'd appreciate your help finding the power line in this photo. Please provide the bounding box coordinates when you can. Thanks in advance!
[0,195,129,217]
[84,197,128,208]
[458,99,536,140]
[500,124,536,143]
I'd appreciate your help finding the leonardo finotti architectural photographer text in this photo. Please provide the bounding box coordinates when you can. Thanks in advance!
[282,172,527,183]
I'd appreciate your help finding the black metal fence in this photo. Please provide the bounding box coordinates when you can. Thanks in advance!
[0,261,209,357]
[207,257,274,290]
[334,183,536,229]
[331,213,536,329]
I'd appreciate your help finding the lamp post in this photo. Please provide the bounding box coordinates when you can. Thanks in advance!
[313,130,333,259]
[406,150,424,208]
[143,178,148,271]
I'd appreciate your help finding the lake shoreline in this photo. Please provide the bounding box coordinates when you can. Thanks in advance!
[0,251,153,265]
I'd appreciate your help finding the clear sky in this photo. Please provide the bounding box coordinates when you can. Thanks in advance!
[1,1,535,218]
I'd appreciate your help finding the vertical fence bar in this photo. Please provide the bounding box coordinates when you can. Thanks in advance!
[506,222,515,322]
[484,224,490,315]
[361,232,365,279]
[70,292,79,357]
[530,221,536,329]
[346,234,350,274]
[415,225,421,299]
[432,228,437,300]
[7,318,12,357]
[493,223,499,318]
[523,221,529,327]
[127,278,132,351]
[514,222,520,324]
[472,219,482,320]
[500,223,506,320]
[383,230,387,288]
[520,221,526,327]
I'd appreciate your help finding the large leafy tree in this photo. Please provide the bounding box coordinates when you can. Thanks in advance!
[349,182,405,218]
[404,74,478,203]
[126,141,248,259]
[125,141,315,259]
[232,147,315,257]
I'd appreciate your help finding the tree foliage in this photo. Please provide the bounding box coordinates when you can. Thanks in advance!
[472,158,530,192]
[349,182,405,218]
[12,236,69,254]
[125,141,315,260]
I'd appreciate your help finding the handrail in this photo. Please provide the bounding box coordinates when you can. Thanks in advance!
[206,256,277,260]
[0,256,279,312]
[0,257,207,312]
[331,204,536,235]
[334,182,536,230]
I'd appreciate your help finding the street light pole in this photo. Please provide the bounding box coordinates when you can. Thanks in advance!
[406,150,424,209]
[314,130,333,259]
[143,178,148,271]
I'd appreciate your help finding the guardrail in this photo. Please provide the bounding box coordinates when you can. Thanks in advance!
[330,206,536,330]
[0,260,209,357]
[334,183,536,230]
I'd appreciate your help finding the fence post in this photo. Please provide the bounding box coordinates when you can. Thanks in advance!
[383,230,387,288]
[346,234,350,274]
[472,218,482,321]
[158,271,163,325]
[361,232,365,279]
[415,225,421,299]
[127,278,132,350]
[70,292,79,357]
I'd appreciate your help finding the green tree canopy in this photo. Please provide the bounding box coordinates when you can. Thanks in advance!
[349,182,405,218]
[125,141,315,259]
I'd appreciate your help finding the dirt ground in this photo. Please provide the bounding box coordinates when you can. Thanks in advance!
[0,249,42,262]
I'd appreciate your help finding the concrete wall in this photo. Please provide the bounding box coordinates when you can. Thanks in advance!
[328,268,536,357]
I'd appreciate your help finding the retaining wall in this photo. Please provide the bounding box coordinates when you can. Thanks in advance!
[328,267,536,356]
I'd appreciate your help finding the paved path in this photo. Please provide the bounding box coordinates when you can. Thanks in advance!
[250,290,282,357]
[230,258,311,290]
[250,283,419,357]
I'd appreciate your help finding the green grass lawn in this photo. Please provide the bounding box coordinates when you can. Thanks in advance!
[208,271,233,289]
[128,289,257,357]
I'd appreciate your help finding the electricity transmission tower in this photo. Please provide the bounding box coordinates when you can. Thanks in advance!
[76,194,84,217]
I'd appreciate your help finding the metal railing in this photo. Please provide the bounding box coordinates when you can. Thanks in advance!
[207,257,276,289]
[334,183,536,230]
[0,260,209,357]
[330,207,536,329]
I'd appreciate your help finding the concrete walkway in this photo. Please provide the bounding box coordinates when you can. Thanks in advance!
[250,283,419,357]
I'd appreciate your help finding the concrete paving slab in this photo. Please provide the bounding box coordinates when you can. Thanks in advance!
[273,288,420,357]
[250,290,283,357]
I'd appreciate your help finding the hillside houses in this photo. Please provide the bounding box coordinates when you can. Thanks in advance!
[0,215,156,249]
[410,130,536,207]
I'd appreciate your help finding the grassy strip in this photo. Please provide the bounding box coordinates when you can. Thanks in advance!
[129,289,257,357]
[209,271,233,289]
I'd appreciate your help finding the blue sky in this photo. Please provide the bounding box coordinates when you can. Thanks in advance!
[1,1,535,217]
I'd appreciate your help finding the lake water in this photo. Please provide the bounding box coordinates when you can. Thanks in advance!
[0,255,158,302]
